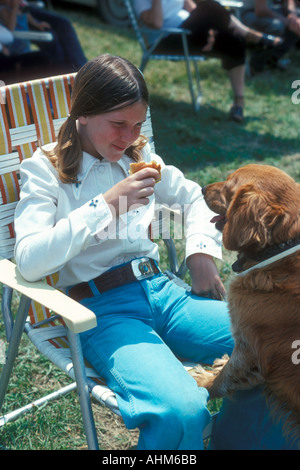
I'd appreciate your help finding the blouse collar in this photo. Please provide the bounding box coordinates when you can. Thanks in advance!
[72,151,132,199]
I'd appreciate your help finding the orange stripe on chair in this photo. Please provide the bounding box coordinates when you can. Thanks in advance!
[6,85,27,129]
[0,176,7,204]
[0,105,12,155]
[69,74,75,90]
[27,80,55,146]
[18,84,36,161]
[8,223,15,239]
[63,75,73,112]
[48,80,59,119]
[20,84,31,125]
[5,83,35,162]
[46,272,59,287]
[49,336,69,349]
[29,272,61,326]
[0,171,20,204]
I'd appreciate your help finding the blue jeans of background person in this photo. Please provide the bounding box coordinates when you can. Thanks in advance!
[241,7,287,36]
[29,6,87,69]
[210,388,298,450]
[241,6,299,66]
[77,267,296,450]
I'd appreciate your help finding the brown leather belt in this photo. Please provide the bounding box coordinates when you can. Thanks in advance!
[68,258,160,302]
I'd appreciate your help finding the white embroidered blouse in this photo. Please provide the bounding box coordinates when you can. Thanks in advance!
[14,142,222,289]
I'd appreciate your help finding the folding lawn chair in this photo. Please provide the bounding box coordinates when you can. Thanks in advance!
[0,73,217,449]
[123,0,204,113]
[123,0,244,112]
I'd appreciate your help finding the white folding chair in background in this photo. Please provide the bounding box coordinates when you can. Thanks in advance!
[123,0,204,112]
[0,73,217,449]
[123,0,244,112]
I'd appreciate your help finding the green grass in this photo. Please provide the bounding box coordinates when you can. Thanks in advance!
[1,1,300,450]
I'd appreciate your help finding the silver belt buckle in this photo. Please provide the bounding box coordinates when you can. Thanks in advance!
[131,258,155,281]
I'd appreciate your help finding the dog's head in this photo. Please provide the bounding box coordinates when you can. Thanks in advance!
[202,164,300,253]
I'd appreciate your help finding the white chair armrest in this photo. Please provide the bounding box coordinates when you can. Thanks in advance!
[0,259,96,334]
[140,26,191,35]
[13,31,53,42]
[219,1,243,8]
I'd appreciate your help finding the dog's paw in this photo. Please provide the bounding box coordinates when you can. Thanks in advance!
[189,365,214,388]
[212,354,229,373]
[189,364,207,378]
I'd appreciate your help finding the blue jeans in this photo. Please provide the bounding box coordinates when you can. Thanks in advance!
[78,269,295,450]
[29,7,87,69]
[210,388,298,450]
[241,7,286,36]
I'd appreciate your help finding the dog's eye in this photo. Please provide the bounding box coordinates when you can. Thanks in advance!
[224,185,233,201]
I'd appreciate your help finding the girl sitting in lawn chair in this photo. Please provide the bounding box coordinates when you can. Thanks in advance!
[14,53,297,450]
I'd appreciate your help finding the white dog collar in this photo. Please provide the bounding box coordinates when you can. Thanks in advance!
[237,244,300,277]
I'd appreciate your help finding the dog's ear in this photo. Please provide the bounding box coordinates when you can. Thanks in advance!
[222,183,285,250]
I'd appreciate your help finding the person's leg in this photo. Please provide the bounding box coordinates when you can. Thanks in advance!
[183,0,231,31]
[212,31,246,123]
[228,65,245,101]
[79,276,214,450]
[182,4,247,122]
[29,6,87,69]
[181,0,232,49]
[141,274,233,364]
[241,7,297,72]
[241,9,286,37]
[229,15,282,46]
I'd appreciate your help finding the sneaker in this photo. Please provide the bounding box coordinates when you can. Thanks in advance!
[268,57,291,71]
[229,105,244,123]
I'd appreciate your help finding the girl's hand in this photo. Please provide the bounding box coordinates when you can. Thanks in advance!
[103,167,160,215]
[36,21,51,31]
[187,253,226,300]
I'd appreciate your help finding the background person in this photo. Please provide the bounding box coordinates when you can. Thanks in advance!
[241,0,300,72]
[134,0,282,122]
[0,0,87,69]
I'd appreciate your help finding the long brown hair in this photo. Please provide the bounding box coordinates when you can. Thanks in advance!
[46,54,149,183]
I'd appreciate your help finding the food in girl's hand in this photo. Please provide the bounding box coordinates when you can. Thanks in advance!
[129,160,161,182]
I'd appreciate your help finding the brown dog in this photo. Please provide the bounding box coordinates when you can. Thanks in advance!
[191,164,300,446]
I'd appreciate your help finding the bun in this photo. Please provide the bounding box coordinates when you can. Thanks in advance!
[129,160,161,182]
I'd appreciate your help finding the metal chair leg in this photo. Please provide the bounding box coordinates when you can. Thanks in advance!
[1,286,14,342]
[182,33,202,112]
[0,294,31,413]
[66,329,99,450]
[193,60,202,111]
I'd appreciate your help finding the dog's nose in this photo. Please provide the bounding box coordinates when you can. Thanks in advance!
[201,186,206,196]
